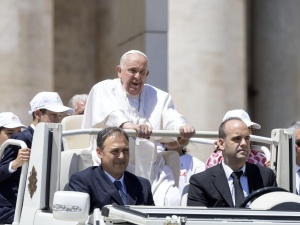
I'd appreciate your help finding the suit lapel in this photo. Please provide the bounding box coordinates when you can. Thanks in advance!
[94,167,123,205]
[212,164,234,207]
[246,162,264,192]
[124,172,138,205]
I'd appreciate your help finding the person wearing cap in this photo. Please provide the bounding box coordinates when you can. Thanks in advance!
[0,91,74,224]
[206,109,267,169]
[0,112,27,146]
[187,117,277,208]
[82,50,194,206]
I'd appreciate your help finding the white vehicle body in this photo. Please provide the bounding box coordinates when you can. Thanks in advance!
[1,122,300,225]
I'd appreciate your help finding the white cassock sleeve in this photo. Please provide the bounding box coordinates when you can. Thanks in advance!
[82,79,130,128]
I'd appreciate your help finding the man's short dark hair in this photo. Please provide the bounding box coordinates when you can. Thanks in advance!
[32,108,47,120]
[219,117,243,139]
[97,127,129,150]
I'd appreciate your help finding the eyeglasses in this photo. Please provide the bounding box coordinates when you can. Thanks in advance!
[296,139,300,147]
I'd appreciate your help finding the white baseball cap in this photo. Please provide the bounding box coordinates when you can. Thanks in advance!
[222,109,261,129]
[0,112,27,129]
[28,92,75,115]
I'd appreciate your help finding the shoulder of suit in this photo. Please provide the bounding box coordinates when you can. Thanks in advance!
[191,164,218,179]
[206,163,222,172]
[10,127,33,140]
[246,162,266,169]
[246,162,274,174]
[124,171,150,183]
[124,170,138,178]
[73,166,98,177]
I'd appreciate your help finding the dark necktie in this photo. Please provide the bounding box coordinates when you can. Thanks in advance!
[231,171,244,207]
[114,180,128,205]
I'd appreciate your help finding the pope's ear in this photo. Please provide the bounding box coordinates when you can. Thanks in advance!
[218,138,225,151]
[116,65,122,77]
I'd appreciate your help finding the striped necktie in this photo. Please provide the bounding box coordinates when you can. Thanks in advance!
[114,180,128,205]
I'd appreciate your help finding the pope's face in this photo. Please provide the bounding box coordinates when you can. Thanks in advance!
[116,53,149,96]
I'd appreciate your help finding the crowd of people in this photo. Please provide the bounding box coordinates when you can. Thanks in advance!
[0,50,299,223]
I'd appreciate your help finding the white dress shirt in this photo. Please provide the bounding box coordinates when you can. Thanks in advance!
[222,161,250,206]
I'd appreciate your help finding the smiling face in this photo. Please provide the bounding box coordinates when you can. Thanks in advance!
[116,52,149,96]
[219,119,250,171]
[97,132,129,179]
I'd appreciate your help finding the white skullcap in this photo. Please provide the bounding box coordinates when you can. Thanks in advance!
[120,50,148,63]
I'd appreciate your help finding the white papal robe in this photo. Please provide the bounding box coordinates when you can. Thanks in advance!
[82,78,187,131]
[82,78,188,206]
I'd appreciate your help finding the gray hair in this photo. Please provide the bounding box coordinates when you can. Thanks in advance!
[289,121,300,130]
[68,94,88,110]
[120,50,148,68]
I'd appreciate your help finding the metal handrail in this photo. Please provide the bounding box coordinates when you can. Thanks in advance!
[62,129,274,145]
[62,129,219,138]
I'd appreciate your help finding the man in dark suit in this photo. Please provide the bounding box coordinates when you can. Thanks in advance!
[288,121,300,195]
[68,127,155,211]
[0,92,74,224]
[187,117,277,207]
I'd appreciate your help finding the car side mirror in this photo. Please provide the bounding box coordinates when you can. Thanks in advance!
[53,191,90,223]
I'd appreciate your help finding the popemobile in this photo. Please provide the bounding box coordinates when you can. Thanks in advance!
[0,116,300,225]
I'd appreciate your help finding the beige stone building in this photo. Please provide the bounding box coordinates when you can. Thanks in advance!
[0,0,300,137]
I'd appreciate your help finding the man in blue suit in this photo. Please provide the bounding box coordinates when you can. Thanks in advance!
[0,91,74,224]
[68,127,154,211]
